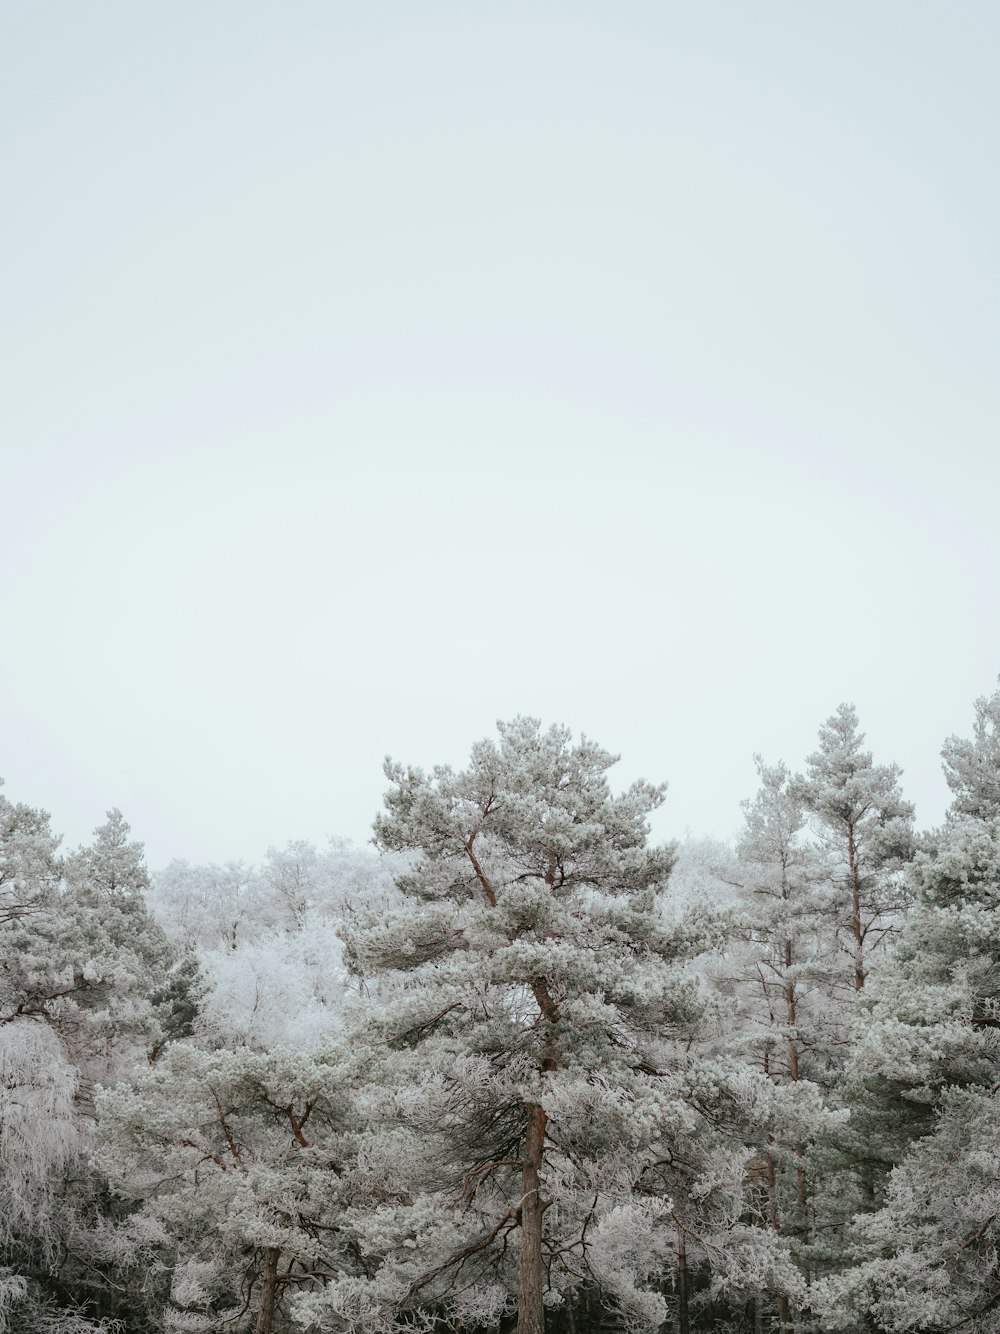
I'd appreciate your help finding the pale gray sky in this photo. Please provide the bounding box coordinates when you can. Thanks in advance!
[4,2,999,867]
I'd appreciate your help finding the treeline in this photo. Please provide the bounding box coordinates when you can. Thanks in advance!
[2,685,1000,1333]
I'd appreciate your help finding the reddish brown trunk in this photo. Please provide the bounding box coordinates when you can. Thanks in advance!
[848,824,865,991]
[518,1103,547,1334]
[254,1246,279,1334]
[765,1138,779,1231]
[784,940,800,1082]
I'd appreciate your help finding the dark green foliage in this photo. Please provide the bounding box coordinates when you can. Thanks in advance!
[149,951,206,1060]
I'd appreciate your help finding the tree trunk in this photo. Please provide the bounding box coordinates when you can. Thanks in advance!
[765,1138,779,1230]
[676,1222,690,1334]
[518,1102,547,1334]
[848,825,866,992]
[254,1246,280,1334]
[784,953,810,1279]
[784,940,800,1083]
[754,1294,765,1334]
[764,1140,793,1326]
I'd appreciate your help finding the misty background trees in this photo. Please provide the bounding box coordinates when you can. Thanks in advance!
[3,684,1000,1333]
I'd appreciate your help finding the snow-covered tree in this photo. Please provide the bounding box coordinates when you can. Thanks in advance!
[96,1043,352,1334]
[662,836,741,920]
[735,759,844,1090]
[0,780,62,927]
[826,684,1000,1330]
[0,791,172,1331]
[66,808,151,901]
[149,841,402,955]
[313,717,790,1334]
[819,1083,1000,1333]
[149,859,262,952]
[62,810,172,1084]
[148,839,400,1054]
[942,677,1000,820]
[795,705,914,994]
[845,816,1000,1173]
[196,912,350,1051]
[720,758,849,1323]
[0,1020,78,1251]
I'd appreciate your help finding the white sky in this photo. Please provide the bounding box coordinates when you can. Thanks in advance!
[4,2,999,868]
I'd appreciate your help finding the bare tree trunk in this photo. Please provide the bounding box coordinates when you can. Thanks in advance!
[785,947,810,1281]
[757,1295,770,1334]
[848,825,865,992]
[675,1206,690,1334]
[764,1138,793,1326]
[765,1137,779,1231]
[784,941,800,1083]
[254,1246,280,1334]
[518,1102,547,1334]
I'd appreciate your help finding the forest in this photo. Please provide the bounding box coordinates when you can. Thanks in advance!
[3,685,1000,1334]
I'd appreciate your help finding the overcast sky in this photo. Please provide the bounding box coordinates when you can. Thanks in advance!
[4,2,999,869]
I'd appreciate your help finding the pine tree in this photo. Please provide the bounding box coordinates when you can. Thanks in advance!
[0,792,173,1332]
[728,758,845,1323]
[96,1043,353,1334]
[317,717,786,1333]
[795,705,914,994]
[63,810,173,1081]
[736,759,844,1091]
[824,684,1000,1331]
[941,677,1000,820]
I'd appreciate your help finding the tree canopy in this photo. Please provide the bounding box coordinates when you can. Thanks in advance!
[3,685,1000,1332]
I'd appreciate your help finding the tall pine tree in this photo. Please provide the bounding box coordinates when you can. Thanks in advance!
[322,718,778,1333]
